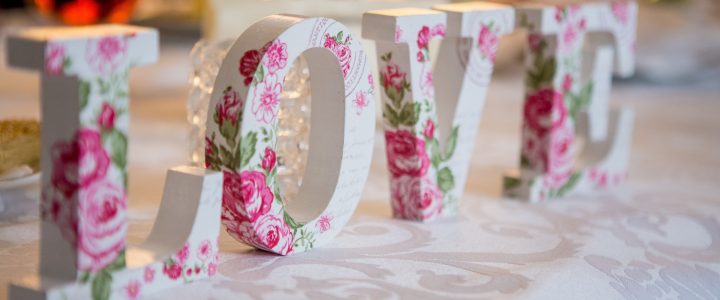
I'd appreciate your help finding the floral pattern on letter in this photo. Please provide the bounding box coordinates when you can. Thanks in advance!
[477,23,500,63]
[505,3,633,201]
[208,20,374,254]
[252,78,282,124]
[45,42,67,75]
[323,31,352,77]
[385,130,430,178]
[85,36,128,75]
[77,178,127,272]
[353,90,369,115]
[377,23,459,221]
[263,40,288,75]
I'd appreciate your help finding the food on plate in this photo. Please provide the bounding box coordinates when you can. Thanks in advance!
[0,119,41,179]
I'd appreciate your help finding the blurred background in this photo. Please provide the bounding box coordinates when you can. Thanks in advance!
[1,0,719,83]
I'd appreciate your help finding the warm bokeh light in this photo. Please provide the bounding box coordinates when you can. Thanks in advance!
[34,0,137,25]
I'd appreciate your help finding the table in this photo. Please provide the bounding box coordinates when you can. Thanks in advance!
[1,39,719,299]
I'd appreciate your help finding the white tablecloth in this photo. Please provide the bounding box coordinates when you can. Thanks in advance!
[0,40,719,299]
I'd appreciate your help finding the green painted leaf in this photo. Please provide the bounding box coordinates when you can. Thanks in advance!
[115,90,128,100]
[569,82,593,120]
[539,57,557,85]
[239,131,258,168]
[105,250,126,272]
[219,144,234,168]
[399,103,418,126]
[437,167,455,193]
[520,154,531,168]
[220,119,240,147]
[79,80,91,111]
[254,65,265,83]
[555,172,582,197]
[430,139,440,169]
[283,210,301,230]
[109,130,128,169]
[527,70,542,90]
[63,57,72,70]
[79,271,91,283]
[91,270,112,300]
[384,103,400,128]
[413,103,421,124]
[97,78,111,96]
[385,86,404,105]
[441,126,459,161]
[503,177,521,190]
[336,31,344,43]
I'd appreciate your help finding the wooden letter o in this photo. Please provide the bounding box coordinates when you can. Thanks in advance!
[205,15,376,255]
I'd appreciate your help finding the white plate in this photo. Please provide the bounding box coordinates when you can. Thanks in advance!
[0,172,41,190]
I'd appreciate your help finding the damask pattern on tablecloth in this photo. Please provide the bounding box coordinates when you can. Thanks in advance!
[2,184,720,299]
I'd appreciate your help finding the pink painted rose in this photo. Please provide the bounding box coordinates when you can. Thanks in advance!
[205,137,215,159]
[612,2,629,25]
[562,24,578,50]
[223,170,273,222]
[391,176,443,220]
[528,33,542,53]
[253,214,293,255]
[222,216,255,245]
[521,127,544,170]
[523,88,568,136]
[239,49,262,86]
[207,261,218,276]
[98,102,116,130]
[41,185,78,244]
[478,24,499,63]
[86,36,127,74]
[385,130,431,177]
[77,179,127,272]
[420,68,434,98]
[423,119,435,139]
[125,280,141,300]
[555,6,564,22]
[163,263,183,280]
[562,74,573,92]
[353,90,369,115]
[176,242,190,264]
[568,4,581,14]
[431,24,446,37]
[417,26,431,50]
[334,43,352,77]
[323,34,352,77]
[544,126,575,188]
[263,40,288,75]
[45,43,65,75]
[323,34,338,49]
[51,129,110,198]
[215,86,243,128]
[417,51,425,62]
[262,147,276,171]
[144,266,155,283]
[253,80,281,124]
[317,214,332,233]
[381,63,406,92]
[197,239,213,262]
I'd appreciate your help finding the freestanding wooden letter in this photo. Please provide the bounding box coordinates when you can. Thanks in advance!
[503,1,637,202]
[363,3,515,221]
[7,25,223,300]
